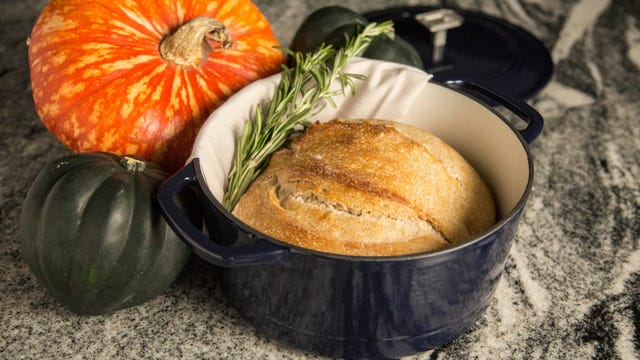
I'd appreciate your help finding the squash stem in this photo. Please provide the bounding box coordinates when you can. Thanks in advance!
[159,16,233,68]
[120,156,147,172]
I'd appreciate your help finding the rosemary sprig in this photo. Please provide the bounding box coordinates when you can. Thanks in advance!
[222,21,394,210]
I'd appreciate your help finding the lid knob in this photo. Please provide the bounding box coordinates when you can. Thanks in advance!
[415,9,464,64]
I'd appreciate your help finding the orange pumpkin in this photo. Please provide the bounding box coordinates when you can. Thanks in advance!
[28,0,284,171]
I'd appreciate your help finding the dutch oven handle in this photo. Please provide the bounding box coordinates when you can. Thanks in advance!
[445,80,544,144]
[158,159,289,267]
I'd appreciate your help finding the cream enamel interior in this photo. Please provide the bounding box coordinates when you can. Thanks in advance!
[191,60,531,220]
[403,84,530,217]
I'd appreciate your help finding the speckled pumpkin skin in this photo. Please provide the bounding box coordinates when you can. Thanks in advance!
[28,0,284,171]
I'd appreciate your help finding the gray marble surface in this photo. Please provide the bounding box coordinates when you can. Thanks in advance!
[1,0,639,359]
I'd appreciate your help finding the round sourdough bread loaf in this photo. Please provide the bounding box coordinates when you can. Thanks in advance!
[231,119,496,256]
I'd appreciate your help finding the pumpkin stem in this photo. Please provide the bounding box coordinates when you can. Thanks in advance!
[159,16,233,68]
[120,156,147,172]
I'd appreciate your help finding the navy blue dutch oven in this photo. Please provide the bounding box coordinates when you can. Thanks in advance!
[158,58,543,359]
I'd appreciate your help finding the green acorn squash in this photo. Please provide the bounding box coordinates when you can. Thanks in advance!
[363,33,424,69]
[289,6,423,69]
[19,152,198,315]
[289,6,369,55]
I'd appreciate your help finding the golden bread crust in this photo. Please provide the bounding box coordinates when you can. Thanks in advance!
[232,119,496,256]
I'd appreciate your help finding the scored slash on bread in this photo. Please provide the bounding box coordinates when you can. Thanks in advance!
[232,119,496,256]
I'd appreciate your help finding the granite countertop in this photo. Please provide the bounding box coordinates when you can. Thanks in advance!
[2,0,639,359]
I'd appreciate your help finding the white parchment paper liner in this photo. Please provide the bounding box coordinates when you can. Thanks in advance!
[190,57,433,202]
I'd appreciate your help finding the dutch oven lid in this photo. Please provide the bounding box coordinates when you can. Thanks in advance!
[364,6,553,102]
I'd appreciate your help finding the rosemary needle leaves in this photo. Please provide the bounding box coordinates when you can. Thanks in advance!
[222,21,394,210]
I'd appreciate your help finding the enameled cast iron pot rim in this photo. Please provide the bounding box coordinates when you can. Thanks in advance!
[158,79,542,266]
